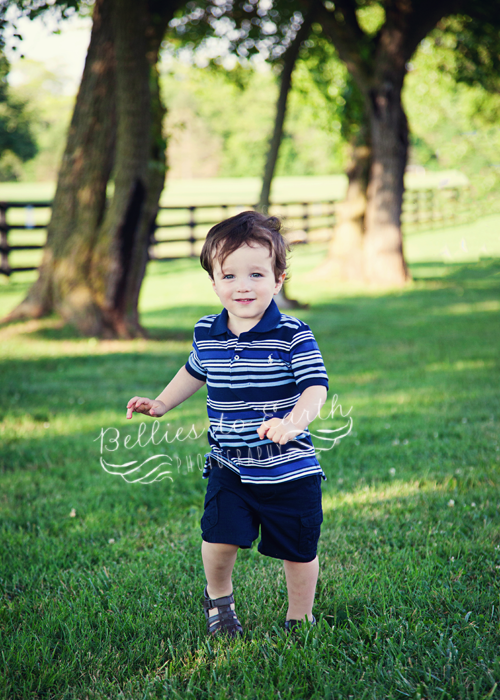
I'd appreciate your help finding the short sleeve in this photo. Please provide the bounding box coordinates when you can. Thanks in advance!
[290,324,329,391]
[185,335,207,382]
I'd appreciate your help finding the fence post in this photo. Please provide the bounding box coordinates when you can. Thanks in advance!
[302,202,309,240]
[189,206,196,257]
[25,204,34,229]
[0,203,9,277]
[412,190,419,228]
[329,200,336,236]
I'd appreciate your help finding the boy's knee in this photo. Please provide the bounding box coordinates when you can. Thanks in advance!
[283,555,319,568]
[202,541,239,558]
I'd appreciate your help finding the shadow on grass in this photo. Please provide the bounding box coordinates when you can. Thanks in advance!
[1,256,498,433]
[408,258,500,278]
[1,304,214,342]
[27,323,196,343]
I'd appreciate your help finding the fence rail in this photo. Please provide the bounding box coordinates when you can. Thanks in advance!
[0,186,469,276]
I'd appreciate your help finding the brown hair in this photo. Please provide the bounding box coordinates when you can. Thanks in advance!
[200,211,289,282]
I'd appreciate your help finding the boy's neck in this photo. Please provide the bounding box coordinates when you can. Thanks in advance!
[227,314,262,337]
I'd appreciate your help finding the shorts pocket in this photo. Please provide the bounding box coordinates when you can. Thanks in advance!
[201,487,220,532]
[298,508,323,554]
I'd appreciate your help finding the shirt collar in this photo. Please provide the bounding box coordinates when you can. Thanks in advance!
[209,298,281,337]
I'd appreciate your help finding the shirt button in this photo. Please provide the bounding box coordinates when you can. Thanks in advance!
[234,355,239,360]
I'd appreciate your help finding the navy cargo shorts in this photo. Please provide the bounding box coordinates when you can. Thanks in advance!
[201,463,323,563]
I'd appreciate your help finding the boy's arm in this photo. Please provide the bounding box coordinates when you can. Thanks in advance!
[257,385,327,445]
[126,366,205,419]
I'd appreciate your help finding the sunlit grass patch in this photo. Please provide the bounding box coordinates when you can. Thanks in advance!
[1,240,500,699]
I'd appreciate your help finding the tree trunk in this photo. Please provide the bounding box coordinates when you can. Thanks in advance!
[88,0,168,338]
[317,5,419,288]
[256,2,319,214]
[3,0,178,337]
[4,0,116,324]
[319,131,370,282]
[363,79,410,285]
[260,3,320,309]
[90,0,175,338]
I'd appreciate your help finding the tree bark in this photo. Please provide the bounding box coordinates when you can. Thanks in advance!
[3,0,179,337]
[89,0,170,338]
[4,0,116,324]
[317,0,460,287]
[324,129,370,282]
[364,78,410,285]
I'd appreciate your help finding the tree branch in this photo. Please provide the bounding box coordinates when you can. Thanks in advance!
[316,3,372,91]
[402,0,469,63]
[257,0,322,212]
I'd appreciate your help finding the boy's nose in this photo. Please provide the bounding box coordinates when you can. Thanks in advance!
[237,281,251,292]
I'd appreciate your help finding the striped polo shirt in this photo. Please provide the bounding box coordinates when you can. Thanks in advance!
[185,299,329,484]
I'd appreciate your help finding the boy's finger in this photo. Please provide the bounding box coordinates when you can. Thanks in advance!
[267,428,280,442]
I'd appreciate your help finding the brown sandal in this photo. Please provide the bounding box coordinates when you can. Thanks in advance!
[203,586,244,638]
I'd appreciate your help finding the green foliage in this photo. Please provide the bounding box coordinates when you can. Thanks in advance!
[8,0,89,22]
[1,59,74,182]
[0,54,38,180]
[434,13,500,94]
[355,2,385,36]
[1,242,500,698]
[169,0,303,64]
[297,26,366,144]
[161,61,347,178]
[4,0,500,189]
[403,35,500,204]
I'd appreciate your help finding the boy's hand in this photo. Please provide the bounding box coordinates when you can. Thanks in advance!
[126,397,167,419]
[257,417,303,445]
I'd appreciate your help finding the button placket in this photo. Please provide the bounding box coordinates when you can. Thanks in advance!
[233,343,242,363]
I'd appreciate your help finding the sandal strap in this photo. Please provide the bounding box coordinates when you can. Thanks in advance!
[207,610,242,626]
[203,589,235,611]
[203,586,243,637]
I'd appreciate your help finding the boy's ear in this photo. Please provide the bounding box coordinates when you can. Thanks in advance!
[274,272,286,293]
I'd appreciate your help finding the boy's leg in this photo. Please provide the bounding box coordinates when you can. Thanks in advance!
[283,555,319,622]
[202,541,239,617]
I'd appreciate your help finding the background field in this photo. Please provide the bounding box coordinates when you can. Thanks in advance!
[0,171,470,205]
[1,225,499,699]
[0,171,493,285]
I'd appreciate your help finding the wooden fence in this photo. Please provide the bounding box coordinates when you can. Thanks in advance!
[0,186,469,276]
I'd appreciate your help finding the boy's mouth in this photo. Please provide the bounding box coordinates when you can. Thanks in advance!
[235,298,255,304]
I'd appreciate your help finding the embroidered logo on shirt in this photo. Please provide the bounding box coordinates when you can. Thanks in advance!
[268,354,273,364]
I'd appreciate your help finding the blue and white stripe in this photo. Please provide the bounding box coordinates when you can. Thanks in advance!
[185,298,329,484]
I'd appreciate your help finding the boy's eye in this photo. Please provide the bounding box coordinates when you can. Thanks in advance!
[251,273,262,278]
[222,274,234,280]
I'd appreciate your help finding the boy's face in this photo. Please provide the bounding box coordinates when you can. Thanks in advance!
[210,243,285,334]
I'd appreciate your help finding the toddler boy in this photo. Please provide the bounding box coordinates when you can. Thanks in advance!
[126,211,329,637]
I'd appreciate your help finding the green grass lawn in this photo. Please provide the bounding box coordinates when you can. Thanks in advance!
[1,236,499,699]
